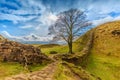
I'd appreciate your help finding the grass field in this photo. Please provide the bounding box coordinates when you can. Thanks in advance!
[34,31,90,56]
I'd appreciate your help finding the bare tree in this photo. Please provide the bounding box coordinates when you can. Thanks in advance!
[48,9,91,54]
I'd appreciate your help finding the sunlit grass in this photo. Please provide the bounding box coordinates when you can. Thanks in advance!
[83,21,120,80]
[37,31,90,56]
[86,53,120,80]
[0,62,46,79]
[53,63,68,80]
[41,45,68,55]
[0,62,25,79]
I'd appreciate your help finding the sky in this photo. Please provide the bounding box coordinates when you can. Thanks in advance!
[1,0,120,41]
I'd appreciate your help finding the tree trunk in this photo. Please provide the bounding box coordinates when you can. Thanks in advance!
[68,42,73,54]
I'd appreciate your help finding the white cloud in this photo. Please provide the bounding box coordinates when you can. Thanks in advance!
[0,13,36,24]
[87,0,120,14]
[35,12,58,31]
[19,25,33,29]
[22,33,53,41]
[48,13,58,21]
[92,16,113,26]
[114,16,120,20]
[1,31,22,39]
[0,0,57,33]
[0,0,46,24]
[92,15,120,26]
[1,31,12,38]
[0,31,53,41]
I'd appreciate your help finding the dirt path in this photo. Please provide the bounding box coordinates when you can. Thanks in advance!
[4,62,58,80]
[63,64,82,80]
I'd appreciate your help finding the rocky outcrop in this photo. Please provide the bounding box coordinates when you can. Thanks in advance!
[0,36,51,65]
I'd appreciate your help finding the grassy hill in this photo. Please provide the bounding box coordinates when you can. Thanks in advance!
[39,21,120,80]
[92,21,120,57]
[85,21,120,80]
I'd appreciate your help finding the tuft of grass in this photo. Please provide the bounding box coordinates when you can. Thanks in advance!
[0,62,47,79]
[41,45,68,55]
[28,63,47,72]
[62,61,96,80]
[53,63,68,80]
[53,62,88,80]
[0,62,25,79]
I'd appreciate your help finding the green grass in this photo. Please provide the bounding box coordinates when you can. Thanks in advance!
[86,53,120,80]
[62,61,96,80]
[53,62,84,80]
[0,62,25,79]
[0,62,46,79]
[53,63,68,80]
[28,63,47,72]
[41,45,68,55]
[37,31,90,56]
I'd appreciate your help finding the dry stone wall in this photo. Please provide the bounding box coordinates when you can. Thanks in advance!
[62,30,94,67]
[0,36,51,65]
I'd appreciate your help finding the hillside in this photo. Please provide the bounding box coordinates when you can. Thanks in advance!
[85,21,120,80]
[38,21,120,80]
[92,21,120,57]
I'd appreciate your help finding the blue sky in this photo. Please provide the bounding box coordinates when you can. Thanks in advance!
[0,0,120,40]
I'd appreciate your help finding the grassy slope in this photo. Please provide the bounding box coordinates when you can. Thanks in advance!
[92,21,120,57]
[53,63,72,80]
[86,21,120,80]
[0,62,25,79]
[53,62,95,80]
[41,21,120,80]
[86,53,120,80]
[35,31,90,56]
[0,62,46,79]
